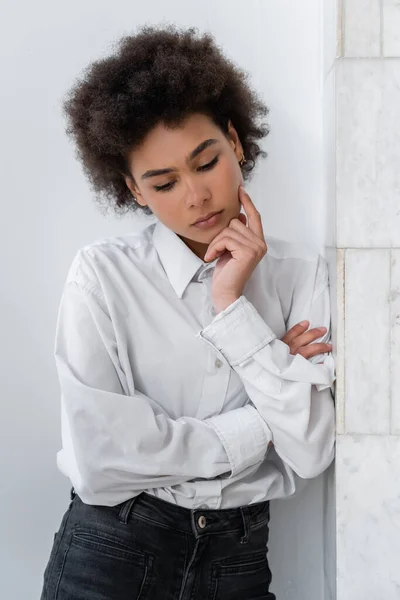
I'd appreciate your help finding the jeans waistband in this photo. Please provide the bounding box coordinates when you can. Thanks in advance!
[70,487,270,544]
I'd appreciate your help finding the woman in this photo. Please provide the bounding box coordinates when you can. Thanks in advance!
[40,25,335,600]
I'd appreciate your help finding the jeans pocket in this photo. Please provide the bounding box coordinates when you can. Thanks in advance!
[54,527,154,600]
[210,551,274,600]
[40,504,75,599]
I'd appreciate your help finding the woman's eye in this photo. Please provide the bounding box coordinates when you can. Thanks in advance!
[153,157,219,192]
[198,156,219,171]
[154,181,176,192]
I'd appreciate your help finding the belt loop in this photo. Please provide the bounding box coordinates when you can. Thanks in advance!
[118,493,141,524]
[240,506,250,544]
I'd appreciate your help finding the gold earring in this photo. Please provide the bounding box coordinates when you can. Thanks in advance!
[239,152,246,166]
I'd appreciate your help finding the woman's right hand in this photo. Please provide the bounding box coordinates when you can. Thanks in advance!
[280,321,332,362]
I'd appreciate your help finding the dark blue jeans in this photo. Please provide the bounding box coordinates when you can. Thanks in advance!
[40,487,275,600]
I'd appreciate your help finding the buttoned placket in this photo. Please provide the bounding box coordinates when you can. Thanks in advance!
[194,266,230,421]
[192,264,226,509]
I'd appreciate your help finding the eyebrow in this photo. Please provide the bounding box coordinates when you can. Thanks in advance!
[140,138,219,180]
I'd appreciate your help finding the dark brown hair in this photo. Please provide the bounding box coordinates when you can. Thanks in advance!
[62,24,270,217]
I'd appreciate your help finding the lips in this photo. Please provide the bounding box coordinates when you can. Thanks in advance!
[192,210,222,225]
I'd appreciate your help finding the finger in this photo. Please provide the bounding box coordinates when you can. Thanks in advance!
[205,233,261,262]
[290,329,329,353]
[295,343,332,359]
[282,324,327,346]
[238,186,265,241]
[205,229,264,261]
[281,321,310,344]
[229,217,268,253]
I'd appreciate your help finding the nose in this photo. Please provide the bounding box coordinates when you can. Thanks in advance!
[183,176,211,207]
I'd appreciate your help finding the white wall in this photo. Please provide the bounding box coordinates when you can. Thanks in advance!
[0,1,336,598]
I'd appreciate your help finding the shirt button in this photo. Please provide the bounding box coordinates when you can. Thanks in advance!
[198,515,207,529]
[198,503,209,509]
[215,358,223,369]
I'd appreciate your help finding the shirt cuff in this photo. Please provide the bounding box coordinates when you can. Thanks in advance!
[196,295,335,389]
[206,404,272,477]
[311,352,336,392]
[195,296,276,367]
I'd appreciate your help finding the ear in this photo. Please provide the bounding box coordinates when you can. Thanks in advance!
[123,175,148,207]
[227,120,243,161]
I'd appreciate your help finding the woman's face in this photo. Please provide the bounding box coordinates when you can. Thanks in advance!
[124,112,245,259]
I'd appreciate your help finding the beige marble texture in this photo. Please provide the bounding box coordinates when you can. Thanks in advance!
[323,66,336,250]
[335,3,400,600]
[383,0,400,56]
[345,249,391,434]
[337,0,343,57]
[344,0,381,57]
[336,434,400,600]
[336,59,400,248]
[391,249,400,433]
[336,249,345,434]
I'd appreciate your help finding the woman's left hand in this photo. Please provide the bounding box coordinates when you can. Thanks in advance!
[204,185,268,314]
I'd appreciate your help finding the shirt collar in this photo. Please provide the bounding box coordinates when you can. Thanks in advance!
[152,219,217,299]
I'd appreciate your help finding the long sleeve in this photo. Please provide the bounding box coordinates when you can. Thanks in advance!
[54,280,272,505]
[196,254,336,480]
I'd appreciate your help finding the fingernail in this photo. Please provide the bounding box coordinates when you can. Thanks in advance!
[319,327,327,331]
[299,320,308,326]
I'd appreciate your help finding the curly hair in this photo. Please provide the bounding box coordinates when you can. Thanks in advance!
[62,24,270,217]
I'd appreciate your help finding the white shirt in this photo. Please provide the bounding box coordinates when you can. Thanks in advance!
[54,218,336,509]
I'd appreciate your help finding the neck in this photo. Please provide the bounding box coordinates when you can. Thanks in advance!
[178,235,209,261]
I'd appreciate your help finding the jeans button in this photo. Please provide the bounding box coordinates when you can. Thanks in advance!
[198,515,207,529]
